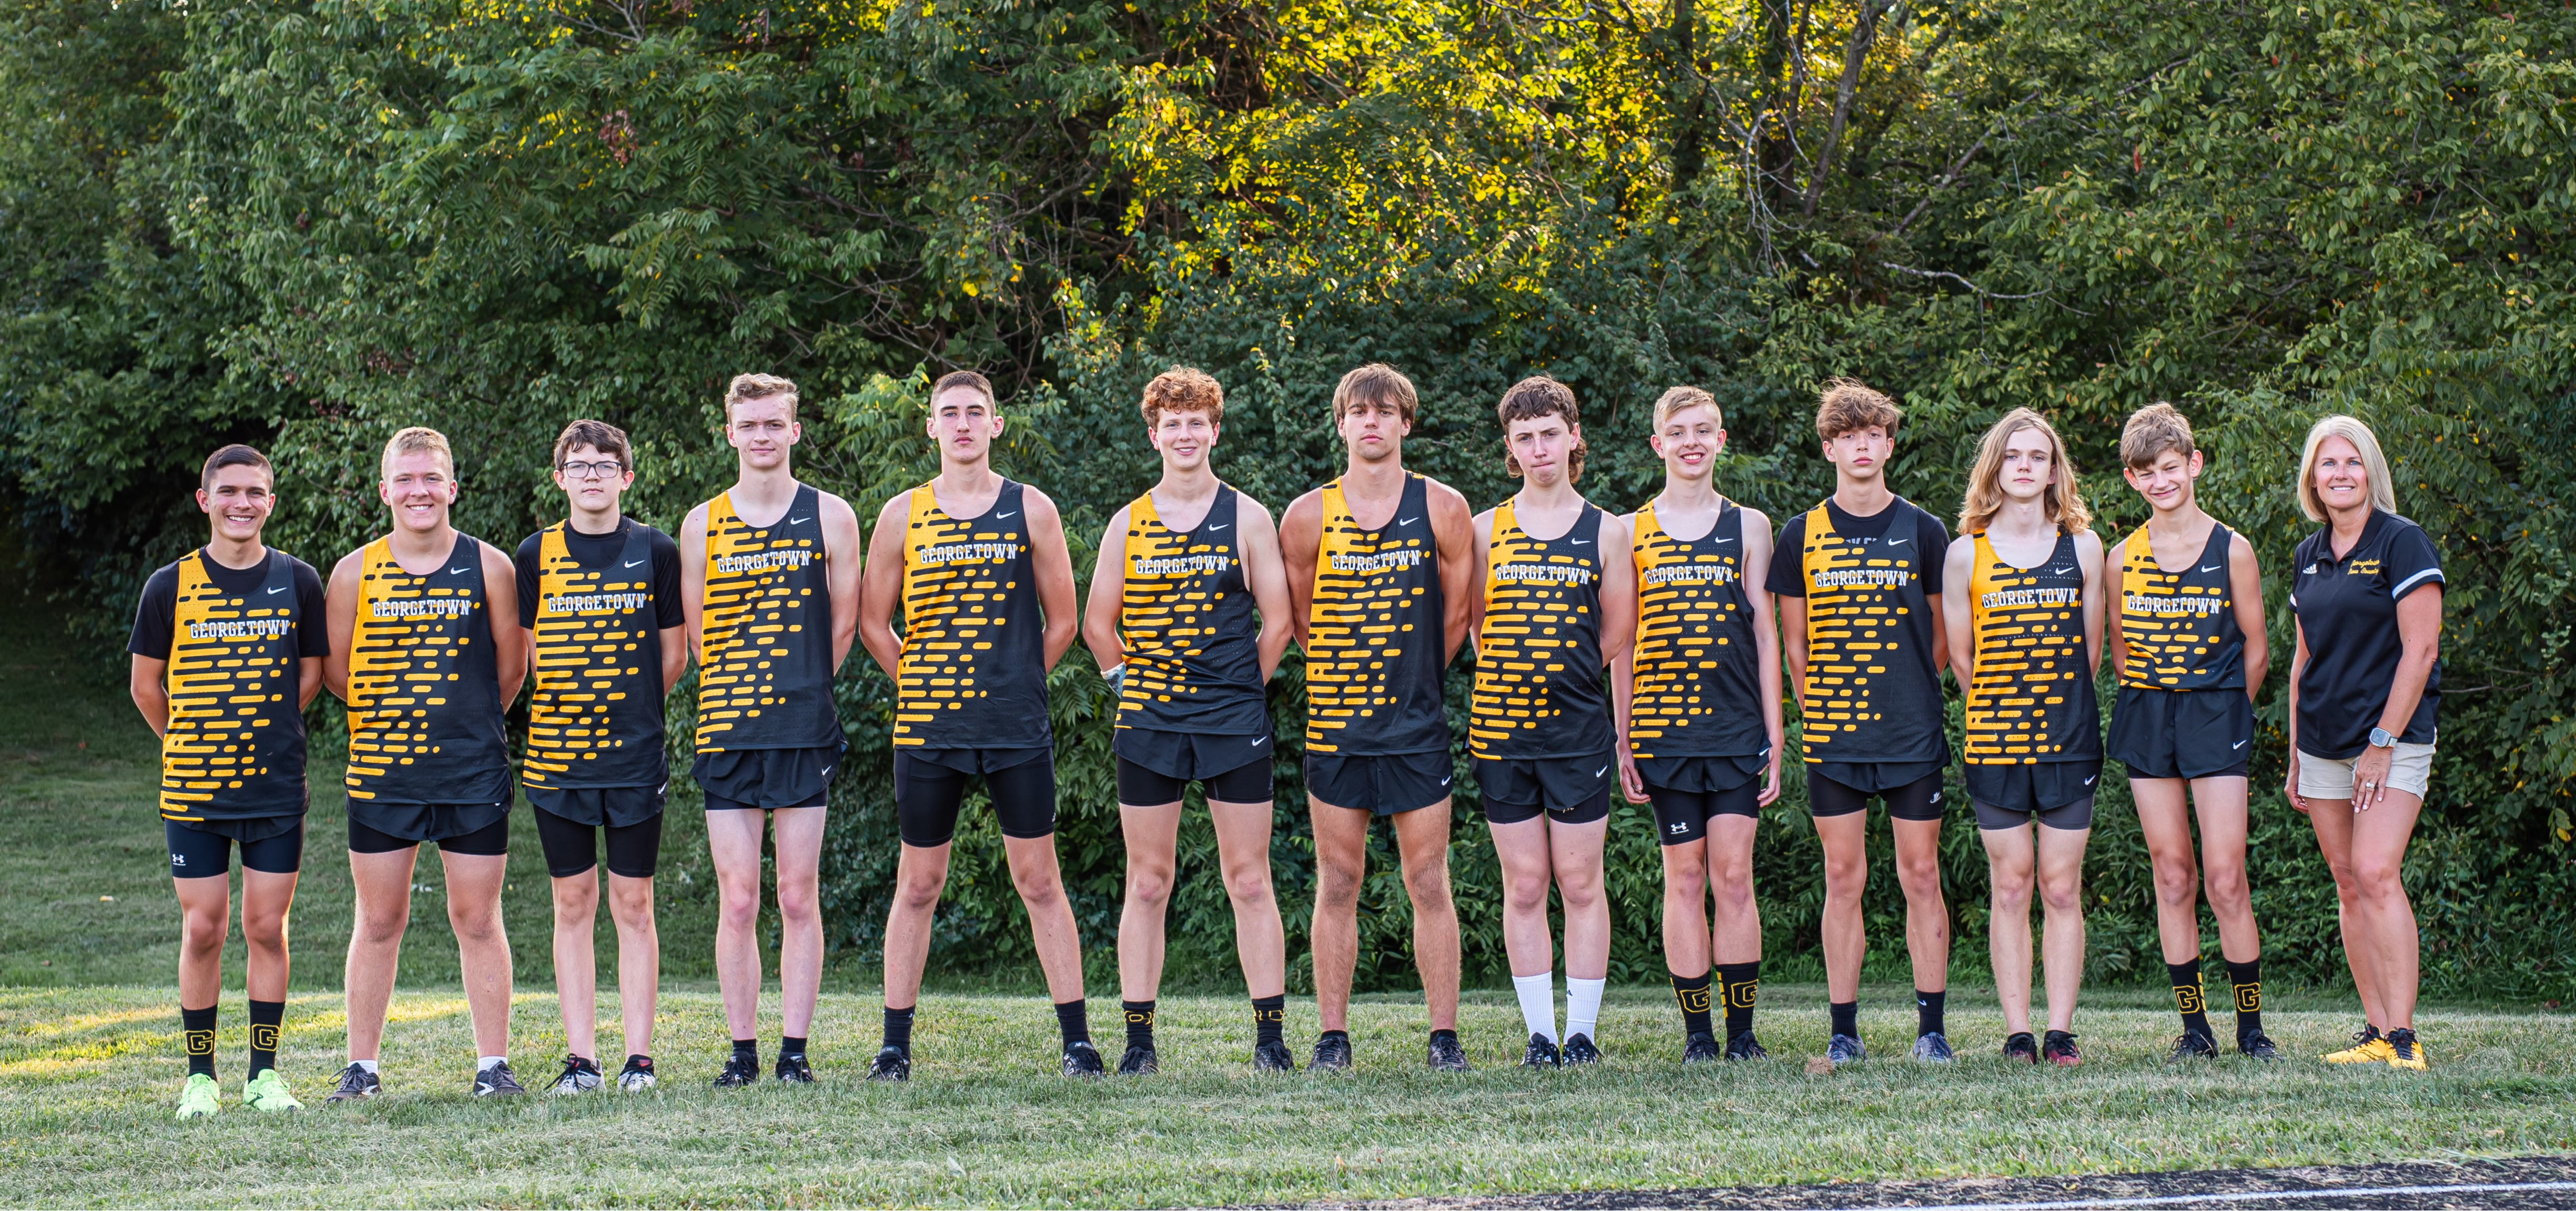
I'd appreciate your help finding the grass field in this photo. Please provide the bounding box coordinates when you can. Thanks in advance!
[4,561,2572,1207]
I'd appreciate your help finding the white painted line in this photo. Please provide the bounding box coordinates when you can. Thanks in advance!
[1819,1178,2576,1211]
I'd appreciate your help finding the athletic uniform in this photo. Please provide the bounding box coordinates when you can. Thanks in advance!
[1469,500,1613,824]
[1303,473,1454,815]
[1960,530,2102,830]
[1628,498,1769,843]
[693,484,844,811]
[1113,485,1273,806]
[891,479,1055,846]
[344,533,513,852]
[515,518,683,879]
[129,549,329,878]
[1766,498,1952,819]
[2289,511,2442,800]
[2106,522,2253,780]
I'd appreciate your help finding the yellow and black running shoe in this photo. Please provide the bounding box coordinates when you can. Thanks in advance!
[2384,1027,2429,1071]
[2323,1024,2394,1064]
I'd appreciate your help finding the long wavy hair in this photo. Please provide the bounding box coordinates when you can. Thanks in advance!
[1958,407,2091,535]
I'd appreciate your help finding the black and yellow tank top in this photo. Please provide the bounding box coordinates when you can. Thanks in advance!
[894,479,1050,750]
[2117,522,2244,691]
[159,551,307,821]
[1304,473,1447,756]
[1796,501,1945,765]
[346,534,511,805]
[525,522,665,789]
[1963,531,2100,763]
[1118,485,1266,736]
[1629,500,1764,759]
[694,484,840,754]
[1470,500,1611,759]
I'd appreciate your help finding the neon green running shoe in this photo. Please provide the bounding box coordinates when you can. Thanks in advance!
[242,1068,303,1112]
[174,1072,221,1120]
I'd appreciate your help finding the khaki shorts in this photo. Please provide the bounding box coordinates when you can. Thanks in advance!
[2296,744,2435,801]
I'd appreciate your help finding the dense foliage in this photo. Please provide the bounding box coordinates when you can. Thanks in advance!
[5,0,2569,999]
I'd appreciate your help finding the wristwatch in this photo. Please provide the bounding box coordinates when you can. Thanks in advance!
[2368,727,2397,749]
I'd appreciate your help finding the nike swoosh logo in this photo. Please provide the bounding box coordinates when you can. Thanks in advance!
[1439,776,1452,786]
[1713,537,1736,544]
[625,558,647,568]
[2084,776,2097,786]
[2202,565,2222,573]
[1207,523,1229,531]
[266,585,289,595]
[2232,739,2248,749]
[1887,538,1908,547]
[1570,538,1591,546]
[449,567,472,575]
[1399,517,1419,526]
[789,516,812,525]
[1595,766,1609,778]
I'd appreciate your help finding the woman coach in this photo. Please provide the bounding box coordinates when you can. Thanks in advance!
[2283,414,2443,1073]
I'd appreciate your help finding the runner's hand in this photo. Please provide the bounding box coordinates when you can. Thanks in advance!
[1618,752,1650,805]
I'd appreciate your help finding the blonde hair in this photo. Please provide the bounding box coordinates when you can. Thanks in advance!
[724,372,799,420]
[1652,385,1722,431]
[2120,403,2196,469]
[1958,408,2091,535]
[1815,378,1900,440]
[2295,413,2397,522]
[380,427,455,482]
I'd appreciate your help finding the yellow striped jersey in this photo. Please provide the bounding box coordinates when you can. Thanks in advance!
[344,534,511,805]
[153,551,310,820]
[524,522,665,788]
[1118,485,1265,735]
[1963,531,2100,763]
[895,478,1049,750]
[2116,522,2244,690]
[1628,499,1764,759]
[694,484,840,753]
[1304,473,1448,756]
[1787,499,1948,766]
[1470,500,1610,759]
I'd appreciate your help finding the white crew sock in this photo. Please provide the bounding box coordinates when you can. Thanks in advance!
[1565,976,1607,1043]
[478,1055,509,1072]
[1512,971,1557,1044]
[352,1059,379,1074]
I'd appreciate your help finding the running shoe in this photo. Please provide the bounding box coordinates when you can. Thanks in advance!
[1117,1043,1158,1076]
[866,1046,911,1082]
[1559,1034,1601,1066]
[1427,1032,1471,1072]
[2385,1027,2428,1072]
[1681,1031,1722,1064]
[550,1054,603,1095]
[472,1060,524,1097]
[2169,1029,2219,1061]
[617,1056,657,1091]
[174,1072,221,1120]
[1724,1031,1769,1061]
[713,1052,762,1087]
[1061,1040,1107,1078]
[775,1053,815,1084]
[1310,1033,1354,1072]
[1826,1033,1867,1067]
[1910,1031,1956,1064]
[2238,1032,2280,1062]
[1252,1039,1296,1073]
[2002,1032,2040,1064]
[2323,1024,2393,1064]
[241,1067,302,1112]
[2042,1030,2081,1068]
[1520,1033,1561,1068]
[324,1063,380,1103]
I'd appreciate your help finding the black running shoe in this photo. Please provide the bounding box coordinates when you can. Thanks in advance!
[866,1046,911,1082]
[1427,1032,1471,1072]
[1117,1043,1158,1076]
[1681,1031,1722,1064]
[1061,1040,1107,1078]
[2042,1030,2082,1067]
[616,1055,657,1092]
[775,1053,815,1083]
[2002,1032,2039,1064]
[1252,1039,1296,1073]
[1310,1033,1354,1072]
[1520,1032,1561,1068]
[549,1054,603,1095]
[324,1063,380,1103]
[1724,1030,1769,1061]
[1559,1033,1601,1065]
[713,1052,762,1088]
[1825,1033,1866,1066]
[471,1061,524,1097]
[2238,1031,2280,1062]
[2168,1029,2220,1062]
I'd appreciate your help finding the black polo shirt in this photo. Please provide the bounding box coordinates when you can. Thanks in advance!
[2289,510,2442,759]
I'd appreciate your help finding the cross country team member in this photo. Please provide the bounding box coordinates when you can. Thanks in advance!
[1080,369,1297,1075]
[1469,377,1634,1068]
[515,420,687,1093]
[861,370,1094,1080]
[1281,363,1479,1072]
[323,427,526,1099]
[681,374,864,1087]
[2286,415,2443,1072]
[2103,404,2277,1062]
[1613,388,1782,1064]
[1941,409,2103,1068]
[1768,380,1956,1066]
[130,445,328,1118]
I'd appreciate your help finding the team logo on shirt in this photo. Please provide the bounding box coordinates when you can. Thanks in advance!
[2347,558,2381,576]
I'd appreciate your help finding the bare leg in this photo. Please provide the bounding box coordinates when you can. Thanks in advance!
[1004,833,1087,1004]
[1209,798,1287,999]
[239,869,297,1004]
[1117,800,1184,1003]
[173,876,231,1012]
[1891,817,1951,995]
[1487,816,1557,978]
[1980,822,2037,1036]
[1813,812,1870,1002]
[2034,823,2092,1033]
[605,872,658,1058]
[1307,798,1370,1033]
[2189,776,2260,963]
[704,809,771,1041]
[1659,839,1711,978]
[344,847,420,1062]
[2306,799,2386,1028]
[881,842,952,1012]
[2347,790,2424,1031]
[440,849,513,1059]
[551,871,602,1061]
[1550,817,1611,982]
[1391,800,1460,1032]
[2131,778,2206,965]
[1707,816,1762,965]
[770,806,828,1039]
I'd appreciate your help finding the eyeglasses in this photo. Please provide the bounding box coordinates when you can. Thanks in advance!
[559,460,626,480]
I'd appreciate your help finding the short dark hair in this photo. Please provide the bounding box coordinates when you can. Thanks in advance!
[553,419,633,470]
[1332,363,1417,424]
[931,370,997,408]
[1496,375,1587,481]
[1815,378,1901,440]
[200,444,273,491]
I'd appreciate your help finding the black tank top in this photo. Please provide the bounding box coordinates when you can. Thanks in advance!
[694,483,841,752]
[1117,485,1266,735]
[345,533,512,805]
[1795,500,1947,766]
[2118,522,2245,691]
[525,521,666,788]
[1304,473,1448,757]
[1629,500,1765,759]
[159,549,308,820]
[1964,530,2100,764]
[1471,501,1611,759]
[894,479,1051,750]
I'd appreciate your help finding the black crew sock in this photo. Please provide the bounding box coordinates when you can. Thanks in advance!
[1122,1000,1156,1050]
[779,1035,807,1061]
[732,1037,759,1066]
[1252,995,1285,1047]
[2169,961,2213,1037]
[2225,958,2264,1041]
[1829,1000,1859,1039]
[1055,999,1091,1048]
[182,1004,218,1079]
[882,1005,916,1054]
[1915,989,1946,1037]
[248,999,284,1076]
[1717,961,1761,1036]
[1669,971,1715,1037]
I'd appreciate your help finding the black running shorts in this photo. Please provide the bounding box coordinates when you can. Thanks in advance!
[1476,753,1615,826]
[1644,780,1761,846]
[2108,686,2254,781]
[1304,751,1454,816]
[523,782,669,829]
[1115,756,1272,807]
[1114,728,1275,805]
[1964,758,2104,816]
[533,801,665,879]
[1972,795,2096,832]
[348,810,510,856]
[693,741,844,811]
[1809,767,1947,821]
[166,817,304,879]
[895,749,1057,847]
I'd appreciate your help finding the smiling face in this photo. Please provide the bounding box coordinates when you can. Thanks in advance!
[1337,394,1410,464]
[553,443,634,514]
[1996,426,2056,505]
[1822,424,1893,482]
[727,395,799,472]
[379,450,457,534]
[2123,447,2203,514]
[2310,434,2370,517]
[1506,412,1579,487]
[1652,403,1725,484]
[199,464,276,545]
[1149,406,1218,473]
[929,384,1002,465]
